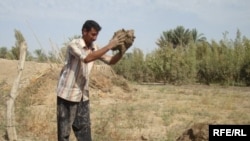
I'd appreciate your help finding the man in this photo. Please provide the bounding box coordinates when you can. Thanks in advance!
[56,20,126,141]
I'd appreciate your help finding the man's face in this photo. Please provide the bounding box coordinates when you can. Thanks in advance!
[83,27,99,45]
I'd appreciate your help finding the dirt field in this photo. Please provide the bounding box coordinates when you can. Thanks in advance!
[0,59,250,141]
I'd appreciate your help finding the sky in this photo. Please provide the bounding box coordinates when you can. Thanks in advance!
[1,0,250,55]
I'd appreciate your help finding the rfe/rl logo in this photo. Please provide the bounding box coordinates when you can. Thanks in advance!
[213,129,247,136]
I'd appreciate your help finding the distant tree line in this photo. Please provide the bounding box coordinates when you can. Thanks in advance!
[0,29,65,63]
[112,26,250,86]
[1,27,250,86]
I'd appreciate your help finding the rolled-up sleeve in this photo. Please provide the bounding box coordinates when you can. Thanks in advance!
[100,55,111,64]
[68,42,86,61]
[94,45,111,64]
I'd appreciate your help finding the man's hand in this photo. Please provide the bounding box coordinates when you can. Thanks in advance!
[110,29,135,55]
[108,34,126,49]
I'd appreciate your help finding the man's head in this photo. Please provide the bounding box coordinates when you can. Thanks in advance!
[82,20,101,32]
[82,20,102,45]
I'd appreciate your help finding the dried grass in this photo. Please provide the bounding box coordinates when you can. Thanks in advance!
[0,60,250,141]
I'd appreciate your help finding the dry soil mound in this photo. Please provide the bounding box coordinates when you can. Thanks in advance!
[176,123,209,141]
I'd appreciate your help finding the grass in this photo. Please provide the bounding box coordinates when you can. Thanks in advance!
[1,76,250,141]
[0,80,9,140]
[90,84,250,141]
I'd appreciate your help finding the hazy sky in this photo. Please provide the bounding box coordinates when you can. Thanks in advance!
[1,0,250,54]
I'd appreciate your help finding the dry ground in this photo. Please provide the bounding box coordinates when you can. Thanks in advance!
[0,59,250,141]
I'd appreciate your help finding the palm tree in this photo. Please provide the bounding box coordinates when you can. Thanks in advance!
[156,26,199,48]
[156,29,174,48]
[190,29,207,43]
[172,26,191,47]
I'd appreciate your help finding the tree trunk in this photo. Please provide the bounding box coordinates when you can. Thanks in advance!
[6,41,27,141]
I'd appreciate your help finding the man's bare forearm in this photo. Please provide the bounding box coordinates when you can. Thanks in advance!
[84,44,113,63]
[109,52,122,65]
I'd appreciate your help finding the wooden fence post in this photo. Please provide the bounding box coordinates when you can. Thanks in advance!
[6,41,27,141]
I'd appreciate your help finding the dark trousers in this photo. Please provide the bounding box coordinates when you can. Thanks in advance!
[57,97,92,141]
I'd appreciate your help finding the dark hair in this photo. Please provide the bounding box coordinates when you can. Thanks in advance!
[82,20,101,32]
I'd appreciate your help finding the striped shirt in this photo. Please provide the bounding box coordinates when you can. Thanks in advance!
[56,38,108,102]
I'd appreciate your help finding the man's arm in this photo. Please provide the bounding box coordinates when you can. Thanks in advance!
[83,44,113,63]
[84,35,126,63]
[68,40,115,63]
[109,52,123,65]
[99,52,123,65]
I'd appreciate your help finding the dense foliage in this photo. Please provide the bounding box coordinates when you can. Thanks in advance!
[1,28,250,86]
[113,28,250,86]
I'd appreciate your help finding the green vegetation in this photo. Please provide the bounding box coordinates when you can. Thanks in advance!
[1,27,250,86]
[113,28,250,86]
